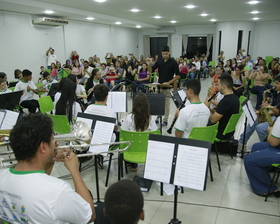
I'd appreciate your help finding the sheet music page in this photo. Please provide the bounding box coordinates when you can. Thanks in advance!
[173,145,208,191]
[1,110,19,130]
[89,120,114,154]
[0,110,5,128]
[76,117,93,130]
[109,92,126,113]
[243,100,257,127]
[178,90,186,102]
[144,140,174,184]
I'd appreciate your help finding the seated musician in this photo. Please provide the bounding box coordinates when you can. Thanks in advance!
[244,109,280,197]
[0,78,12,94]
[0,113,96,223]
[174,79,210,138]
[204,74,239,139]
[14,69,40,113]
[40,71,58,97]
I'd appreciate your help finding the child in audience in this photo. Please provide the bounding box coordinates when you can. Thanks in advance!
[40,72,58,97]
[39,66,45,83]
[104,64,117,88]
[50,63,58,80]
[9,69,22,87]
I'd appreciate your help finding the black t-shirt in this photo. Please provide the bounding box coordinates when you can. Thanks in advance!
[216,94,240,139]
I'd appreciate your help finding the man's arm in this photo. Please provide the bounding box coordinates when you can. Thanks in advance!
[209,112,223,124]
[175,130,183,138]
[46,47,52,56]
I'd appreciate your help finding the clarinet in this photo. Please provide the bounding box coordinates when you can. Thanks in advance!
[167,97,187,134]
[208,91,219,102]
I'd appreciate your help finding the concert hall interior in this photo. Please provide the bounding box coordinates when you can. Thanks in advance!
[0,0,280,223]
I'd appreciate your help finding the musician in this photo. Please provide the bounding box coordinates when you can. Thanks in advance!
[174,79,210,138]
[0,78,12,94]
[244,114,280,197]
[14,69,40,113]
[85,68,104,104]
[0,113,96,223]
[204,74,239,139]
[104,179,144,224]
[40,71,58,97]
[151,46,180,127]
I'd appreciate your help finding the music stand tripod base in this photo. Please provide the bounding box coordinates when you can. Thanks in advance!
[169,218,182,224]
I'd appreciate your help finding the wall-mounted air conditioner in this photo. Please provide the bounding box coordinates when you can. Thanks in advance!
[154,29,176,34]
[33,17,69,26]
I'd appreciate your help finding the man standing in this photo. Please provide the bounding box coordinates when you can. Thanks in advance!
[46,47,58,69]
[174,79,210,138]
[152,46,180,127]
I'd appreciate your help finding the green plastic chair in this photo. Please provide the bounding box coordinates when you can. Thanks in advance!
[265,56,273,64]
[36,83,45,97]
[46,114,71,134]
[215,112,243,159]
[38,96,54,114]
[189,122,220,180]
[208,61,216,67]
[8,87,15,91]
[265,163,280,202]
[244,65,251,71]
[239,96,246,113]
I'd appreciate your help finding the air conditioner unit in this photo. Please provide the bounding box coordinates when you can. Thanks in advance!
[154,29,175,34]
[33,17,69,26]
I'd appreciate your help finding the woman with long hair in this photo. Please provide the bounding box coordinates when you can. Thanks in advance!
[85,69,104,103]
[231,65,245,97]
[55,79,81,123]
[224,60,232,74]
[71,60,83,79]
[132,62,150,93]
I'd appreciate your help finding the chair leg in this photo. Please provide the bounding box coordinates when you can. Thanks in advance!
[265,168,280,202]
[160,182,163,196]
[105,153,113,187]
[228,140,233,159]
[214,142,221,171]
[118,153,121,181]
[208,157,213,182]
[180,187,184,194]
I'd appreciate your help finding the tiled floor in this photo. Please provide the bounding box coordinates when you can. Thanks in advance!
[1,78,279,224]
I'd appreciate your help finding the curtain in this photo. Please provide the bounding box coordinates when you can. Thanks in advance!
[182,35,188,55]
[167,35,171,51]
[206,34,213,57]
[143,35,150,57]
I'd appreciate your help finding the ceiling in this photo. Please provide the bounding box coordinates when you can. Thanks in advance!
[0,0,280,29]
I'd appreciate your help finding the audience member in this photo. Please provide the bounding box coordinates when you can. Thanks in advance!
[46,47,58,69]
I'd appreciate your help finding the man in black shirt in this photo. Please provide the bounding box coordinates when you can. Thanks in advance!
[152,46,180,126]
[204,74,240,139]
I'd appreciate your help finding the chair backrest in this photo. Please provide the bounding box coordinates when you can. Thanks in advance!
[239,96,246,113]
[119,129,161,153]
[208,61,216,67]
[8,87,15,91]
[265,56,273,64]
[188,122,219,144]
[38,96,54,114]
[244,65,251,71]
[222,112,242,136]
[46,114,71,134]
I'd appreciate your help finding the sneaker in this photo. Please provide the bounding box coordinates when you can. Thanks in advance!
[96,155,104,169]
[162,121,168,127]
[131,163,138,171]
[237,143,247,152]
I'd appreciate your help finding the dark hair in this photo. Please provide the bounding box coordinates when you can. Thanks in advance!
[55,79,77,123]
[105,179,144,224]
[57,77,67,92]
[43,71,51,79]
[101,63,107,67]
[162,46,170,52]
[219,74,233,89]
[67,74,77,83]
[10,113,53,161]
[185,79,201,95]
[261,65,268,73]
[274,75,280,82]
[40,66,44,69]
[140,63,148,73]
[22,69,32,77]
[94,84,109,101]
[91,69,99,77]
[0,72,7,79]
[84,60,89,64]
[14,69,22,79]
[132,93,151,132]
[226,60,232,67]
[0,78,5,84]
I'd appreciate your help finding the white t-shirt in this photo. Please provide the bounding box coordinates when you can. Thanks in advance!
[174,102,210,138]
[47,52,58,66]
[15,80,37,103]
[121,114,158,132]
[271,116,280,139]
[194,61,201,70]
[41,79,58,97]
[0,88,12,94]
[82,67,93,79]
[0,168,91,224]
[76,84,86,96]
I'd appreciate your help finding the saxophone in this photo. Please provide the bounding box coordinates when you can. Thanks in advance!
[256,88,275,126]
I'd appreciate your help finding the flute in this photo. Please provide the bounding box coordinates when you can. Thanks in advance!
[167,97,187,134]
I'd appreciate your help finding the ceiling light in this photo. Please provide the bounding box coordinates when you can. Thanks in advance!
[115,21,122,25]
[248,1,259,4]
[210,19,217,22]
[136,25,141,28]
[200,13,208,16]
[154,16,162,19]
[170,20,177,23]
[95,0,106,2]
[253,17,260,20]
[44,10,54,14]
[86,17,94,20]
[130,9,140,12]
[251,10,259,14]
[185,5,196,9]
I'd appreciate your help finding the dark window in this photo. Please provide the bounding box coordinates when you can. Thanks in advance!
[150,37,168,58]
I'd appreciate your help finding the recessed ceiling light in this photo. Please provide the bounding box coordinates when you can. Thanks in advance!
[253,17,260,20]
[170,20,177,23]
[86,17,94,20]
[185,5,196,9]
[200,13,208,16]
[115,21,122,25]
[44,10,54,14]
[210,19,217,22]
[251,10,259,14]
[95,0,106,2]
[136,25,141,28]
[248,1,259,4]
[154,16,162,19]
[130,9,140,12]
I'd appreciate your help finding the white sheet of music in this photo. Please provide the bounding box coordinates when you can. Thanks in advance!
[0,111,5,128]
[107,92,126,113]
[173,145,208,191]
[89,120,114,154]
[76,117,93,130]
[178,89,186,102]
[243,100,257,127]
[144,140,174,183]
[0,110,19,130]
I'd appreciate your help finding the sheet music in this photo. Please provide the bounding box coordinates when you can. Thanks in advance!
[243,100,257,127]
[89,120,114,154]
[0,110,19,130]
[178,90,186,102]
[107,92,126,113]
[0,111,5,128]
[173,145,208,191]
[76,117,93,130]
[144,140,174,183]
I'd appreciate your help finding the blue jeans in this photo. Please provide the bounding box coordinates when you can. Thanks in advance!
[250,86,265,110]
[190,72,195,79]
[244,142,280,195]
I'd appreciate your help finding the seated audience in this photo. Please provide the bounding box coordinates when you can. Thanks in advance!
[209,67,224,96]
[80,60,93,85]
[85,68,104,104]
[231,65,245,98]
[132,63,150,93]
[72,60,83,79]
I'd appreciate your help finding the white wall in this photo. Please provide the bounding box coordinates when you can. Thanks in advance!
[0,11,139,81]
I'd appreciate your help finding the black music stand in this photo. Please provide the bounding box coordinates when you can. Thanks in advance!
[0,91,22,110]
[48,83,60,100]
[144,134,211,224]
